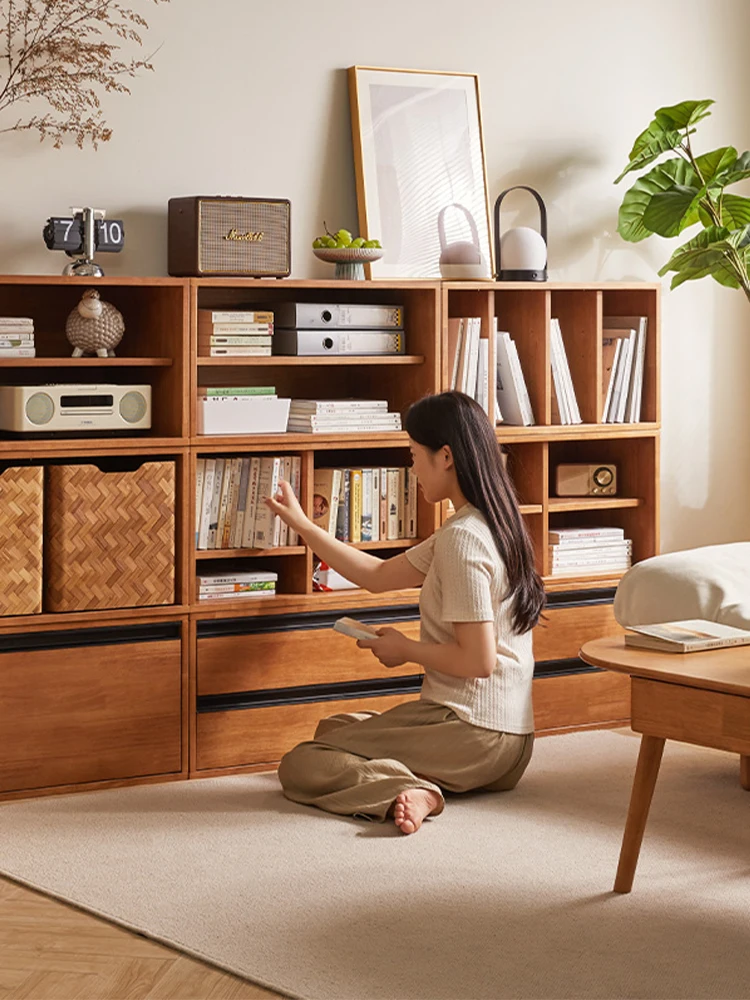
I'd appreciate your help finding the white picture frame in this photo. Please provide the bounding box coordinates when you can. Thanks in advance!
[348,66,493,280]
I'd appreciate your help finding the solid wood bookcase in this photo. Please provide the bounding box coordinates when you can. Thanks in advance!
[0,275,659,799]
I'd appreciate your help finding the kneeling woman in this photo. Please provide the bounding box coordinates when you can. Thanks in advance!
[265,391,545,834]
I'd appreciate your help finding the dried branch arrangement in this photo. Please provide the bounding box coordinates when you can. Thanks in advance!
[0,0,169,148]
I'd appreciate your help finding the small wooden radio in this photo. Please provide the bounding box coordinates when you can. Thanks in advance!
[167,196,291,277]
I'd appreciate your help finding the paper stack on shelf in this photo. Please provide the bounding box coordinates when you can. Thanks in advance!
[287,399,402,434]
[495,324,534,426]
[198,309,274,357]
[602,316,647,423]
[0,316,35,357]
[548,526,632,577]
[196,385,290,435]
[550,318,581,424]
[197,568,278,602]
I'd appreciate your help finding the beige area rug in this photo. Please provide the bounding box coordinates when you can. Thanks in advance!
[1,730,749,1000]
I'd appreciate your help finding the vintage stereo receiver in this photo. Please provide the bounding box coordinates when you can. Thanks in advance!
[0,384,152,433]
[168,196,291,277]
[555,463,617,497]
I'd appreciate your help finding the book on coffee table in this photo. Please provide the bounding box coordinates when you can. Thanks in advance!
[624,619,750,653]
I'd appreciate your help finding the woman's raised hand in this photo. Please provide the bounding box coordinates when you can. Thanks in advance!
[264,479,309,534]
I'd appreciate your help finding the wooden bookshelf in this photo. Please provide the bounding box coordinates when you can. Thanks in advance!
[0,276,659,799]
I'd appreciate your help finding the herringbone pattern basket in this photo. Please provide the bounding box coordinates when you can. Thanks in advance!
[0,466,43,616]
[45,462,175,612]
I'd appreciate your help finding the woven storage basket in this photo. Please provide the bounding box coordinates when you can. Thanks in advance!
[0,465,43,616]
[45,461,175,612]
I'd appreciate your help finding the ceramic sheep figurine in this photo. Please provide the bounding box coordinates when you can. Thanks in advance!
[65,289,125,357]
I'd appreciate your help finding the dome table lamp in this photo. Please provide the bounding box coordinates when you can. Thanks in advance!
[438,203,489,279]
[493,186,548,281]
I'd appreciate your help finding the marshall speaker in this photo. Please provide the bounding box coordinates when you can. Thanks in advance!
[168,196,291,277]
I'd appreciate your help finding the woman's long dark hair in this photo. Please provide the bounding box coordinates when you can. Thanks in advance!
[405,391,545,634]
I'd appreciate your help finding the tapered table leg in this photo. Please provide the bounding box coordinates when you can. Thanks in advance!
[741,755,750,791]
[614,734,666,894]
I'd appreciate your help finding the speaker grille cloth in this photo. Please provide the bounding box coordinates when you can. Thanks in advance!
[198,201,289,274]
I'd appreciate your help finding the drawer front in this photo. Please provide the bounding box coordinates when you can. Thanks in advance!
[0,625,183,793]
[197,614,422,696]
[533,671,630,733]
[533,599,623,661]
[196,692,418,770]
[632,678,750,754]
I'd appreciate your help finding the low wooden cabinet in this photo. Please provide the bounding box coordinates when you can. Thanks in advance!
[0,622,184,795]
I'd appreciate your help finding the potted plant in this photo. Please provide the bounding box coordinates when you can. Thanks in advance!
[615,99,750,302]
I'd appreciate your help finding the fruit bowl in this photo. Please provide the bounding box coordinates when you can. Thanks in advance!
[313,245,384,280]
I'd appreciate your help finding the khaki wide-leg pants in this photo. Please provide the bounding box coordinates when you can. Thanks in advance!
[277,699,534,822]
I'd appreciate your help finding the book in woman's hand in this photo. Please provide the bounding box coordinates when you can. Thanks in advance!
[624,619,750,653]
[333,617,381,641]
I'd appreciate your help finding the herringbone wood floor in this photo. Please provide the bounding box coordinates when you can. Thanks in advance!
[0,876,285,1000]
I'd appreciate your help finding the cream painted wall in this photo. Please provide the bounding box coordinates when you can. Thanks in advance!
[2,0,749,552]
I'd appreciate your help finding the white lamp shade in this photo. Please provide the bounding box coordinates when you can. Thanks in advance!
[500,227,547,270]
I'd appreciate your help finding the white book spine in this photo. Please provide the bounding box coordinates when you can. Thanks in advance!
[507,338,534,425]
[361,468,373,541]
[215,459,235,549]
[197,458,215,550]
[253,457,282,549]
[603,338,623,422]
[495,330,525,426]
[279,456,292,545]
[231,457,251,549]
[287,455,301,545]
[371,468,380,542]
[386,469,400,540]
[407,467,417,538]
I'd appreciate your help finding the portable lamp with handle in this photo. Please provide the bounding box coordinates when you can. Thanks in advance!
[493,186,548,281]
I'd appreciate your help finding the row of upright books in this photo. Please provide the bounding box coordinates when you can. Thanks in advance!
[197,568,278,602]
[313,466,417,543]
[195,455,301,550]
[548,526,632,577]
[602,316,648,423]
[0,316,35,357]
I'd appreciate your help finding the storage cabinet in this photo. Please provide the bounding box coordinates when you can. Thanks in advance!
[0,275,659,797]
[0,622,184,794]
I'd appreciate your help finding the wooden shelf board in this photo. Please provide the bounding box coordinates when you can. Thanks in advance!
[543,572,627,590]
[191,587,422,617]
[443,280,661,291]
[196,546,306,559]
[191,432,408,450]
[0,275,186,287]
[192,278,440,290]
[0,604,189,632]
[0,357,173,367]
[0,437,188,456]
[497,423,660,442]
[548,497,642,512]
[520,504,544,515]
[197,355,424,366]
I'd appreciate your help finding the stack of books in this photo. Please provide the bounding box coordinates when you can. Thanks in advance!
[495,325,534,426]
[0,316,35,358]
[548,526,632,577]
[550,318,582,424]
[602,315,648,423]
[313,465,417,543]
[287,399,402,434]
[198,309,274,357]
[196,454,301,550]
[197,568,278,602]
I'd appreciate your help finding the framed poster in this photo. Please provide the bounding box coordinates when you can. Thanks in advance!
[348,66,493,280]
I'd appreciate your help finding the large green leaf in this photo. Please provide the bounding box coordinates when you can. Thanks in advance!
[693,146,737,185]
[644,184,702,237]
[658,225,748,290]
[658,226,731,272]
[722,151,750,186]
[614,121,683,183]
[617,158,700,242]
[654,99,714,130]
[719,195,750,229]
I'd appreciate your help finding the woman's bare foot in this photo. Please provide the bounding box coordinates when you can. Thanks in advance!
[393,789,442,834]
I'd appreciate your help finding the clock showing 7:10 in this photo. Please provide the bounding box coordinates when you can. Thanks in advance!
[43,215,125,254]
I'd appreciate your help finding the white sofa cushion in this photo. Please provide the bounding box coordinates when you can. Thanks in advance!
[614,542,750,629]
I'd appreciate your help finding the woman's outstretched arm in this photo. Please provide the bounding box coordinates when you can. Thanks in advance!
[265,480,425,593]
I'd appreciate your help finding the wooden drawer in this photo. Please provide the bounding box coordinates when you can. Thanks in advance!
[533,599,623,661]
[197,612,422,696]
[632,678,750,754]
[0,622,183,794]
[196,692,418,770]
[534,671,630,733]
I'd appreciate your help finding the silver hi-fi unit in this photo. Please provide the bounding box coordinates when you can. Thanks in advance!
[0,384,151,433]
